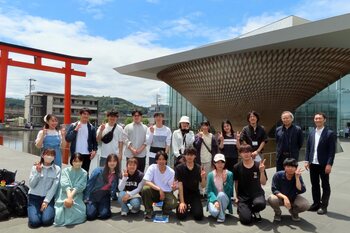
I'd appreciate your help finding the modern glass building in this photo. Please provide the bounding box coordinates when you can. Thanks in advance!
[294,74,350,136]
[168,73,350,136]
[168,87,206,131]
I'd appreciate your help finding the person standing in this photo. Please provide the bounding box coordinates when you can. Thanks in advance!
[240,111,268,162]
[35,114,66,167]
[172,116,195,166]
[175,147,206,221]
[141,151,178,219]
[275,111,304,171]
[65,108,97,173]
[268,158,309,222]
[123,110,147,172]
[193,121,218,177]
[305,112,336,215]
[206,153,233,223]
[96,110,123,167]
[234,144,267,225]
[146,112,172,165]
[218,120,240,173]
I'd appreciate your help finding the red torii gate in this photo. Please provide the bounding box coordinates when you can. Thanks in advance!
[0,41,92,124]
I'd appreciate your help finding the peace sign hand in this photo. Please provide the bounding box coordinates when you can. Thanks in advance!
[123,169,128,178]
[295,167,304,178]
[259,159,266,172]
[235,131,241,140]
[200,166,206,178]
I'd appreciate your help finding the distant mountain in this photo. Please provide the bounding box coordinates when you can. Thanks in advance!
[95,96,147,115]
[5,96,147,115]
[5,98,24,108]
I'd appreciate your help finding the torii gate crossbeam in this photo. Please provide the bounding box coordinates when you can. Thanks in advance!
[0,41,92,124]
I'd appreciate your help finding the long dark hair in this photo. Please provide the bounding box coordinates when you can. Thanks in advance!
[221,120,234,137]
[103,154,120,183]
[43,114,59,130]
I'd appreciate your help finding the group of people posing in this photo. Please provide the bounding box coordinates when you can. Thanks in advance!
[27,108,336,227]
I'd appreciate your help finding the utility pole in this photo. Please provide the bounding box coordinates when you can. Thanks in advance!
[28,78,36,125]
[156,94,161,112]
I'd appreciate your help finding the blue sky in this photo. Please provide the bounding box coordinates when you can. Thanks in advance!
[1,0,350,106]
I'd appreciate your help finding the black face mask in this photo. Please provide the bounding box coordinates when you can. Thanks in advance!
[181,128,189,134]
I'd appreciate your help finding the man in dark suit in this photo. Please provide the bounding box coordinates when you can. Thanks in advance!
[304,112,336,215]
[275,111,304,172]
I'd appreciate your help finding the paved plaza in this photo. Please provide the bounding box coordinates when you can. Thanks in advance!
[1,141,350,233]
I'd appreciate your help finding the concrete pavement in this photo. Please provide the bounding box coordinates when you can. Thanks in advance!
[1,140,350,233]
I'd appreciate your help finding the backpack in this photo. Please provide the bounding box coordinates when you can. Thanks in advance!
[0,169,17,184]
[0,188,11,221]
[7,181,29,216]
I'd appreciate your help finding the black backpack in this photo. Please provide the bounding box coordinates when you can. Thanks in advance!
[0,188,11,221]
[7,181,29,216]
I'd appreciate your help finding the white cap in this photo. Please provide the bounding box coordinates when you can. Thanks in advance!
[213,153,226,162]
[179,116,190,124]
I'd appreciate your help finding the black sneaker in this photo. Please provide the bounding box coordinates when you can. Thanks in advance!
[308,203,320,212]
[317,207,327,215]
[253,212,262,222]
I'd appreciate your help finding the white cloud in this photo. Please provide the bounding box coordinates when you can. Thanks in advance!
[79,0,113,19]
[293,0,350,20]
[0,9,175,106]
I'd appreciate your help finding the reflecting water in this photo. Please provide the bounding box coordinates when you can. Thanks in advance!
[0,130,341,169]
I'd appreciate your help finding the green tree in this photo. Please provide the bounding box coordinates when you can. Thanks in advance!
[124,117,133,125]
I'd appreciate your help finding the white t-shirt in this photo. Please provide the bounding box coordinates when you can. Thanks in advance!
[97,123,123,158]
[146,125,172,158]
[143,164,174,192]
[75,123,89,154]
[200,133,213,163]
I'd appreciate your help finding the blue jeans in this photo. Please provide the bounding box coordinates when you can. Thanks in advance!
[208,192,229,221]
[27,194,55,228]
[86,193,112,220]
[118,191,141,213]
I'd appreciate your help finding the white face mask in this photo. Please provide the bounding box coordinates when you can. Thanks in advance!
[72,161,83,169]
[43,155,54,163]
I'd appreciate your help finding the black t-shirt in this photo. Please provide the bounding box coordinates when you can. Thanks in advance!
[240,125,268,151]
[233,161,267,200]
[124,170,144,192]
[175,163,201,198]
[220,134,238,159]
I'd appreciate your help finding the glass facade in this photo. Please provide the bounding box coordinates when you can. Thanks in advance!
[168,87,206,131]
[294,74,350,136]
[168,74,350,137]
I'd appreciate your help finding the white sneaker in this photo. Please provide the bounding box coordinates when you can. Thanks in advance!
[121,211,128,216]
[131,209,139,214]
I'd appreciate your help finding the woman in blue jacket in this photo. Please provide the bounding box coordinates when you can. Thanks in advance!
[85,154,120,220]
[206,153,233,223]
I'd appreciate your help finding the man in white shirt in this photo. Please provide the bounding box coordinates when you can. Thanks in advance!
[96,110,123,167]
[141,151,178,219]
[65,108,97,173]
[123,110,147,172]
[305,112,336,215]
